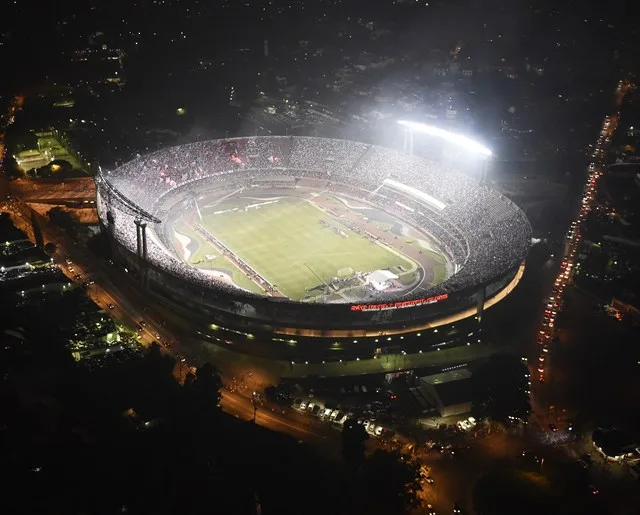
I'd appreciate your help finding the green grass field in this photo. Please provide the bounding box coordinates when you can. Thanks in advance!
[197,197,416,300]
[173,219,265,294]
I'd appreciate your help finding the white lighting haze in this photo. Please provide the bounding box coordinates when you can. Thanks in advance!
[398,120,492,157]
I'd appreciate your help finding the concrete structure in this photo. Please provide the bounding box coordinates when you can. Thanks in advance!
[592,428,637,462]
[418,368,474,417]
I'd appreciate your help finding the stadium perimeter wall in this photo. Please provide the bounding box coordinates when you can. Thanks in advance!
[111,238,521,362]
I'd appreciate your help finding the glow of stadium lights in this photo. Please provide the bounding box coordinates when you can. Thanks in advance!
[398,120,492,157]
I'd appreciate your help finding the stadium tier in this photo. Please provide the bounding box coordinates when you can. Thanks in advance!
[96,136,531,363]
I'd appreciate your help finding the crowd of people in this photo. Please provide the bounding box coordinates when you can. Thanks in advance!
[98,136,531,302]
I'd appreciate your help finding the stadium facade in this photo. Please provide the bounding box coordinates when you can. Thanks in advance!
[96,136,531,363]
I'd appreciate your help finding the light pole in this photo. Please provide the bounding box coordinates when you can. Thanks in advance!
[252,391,258,423]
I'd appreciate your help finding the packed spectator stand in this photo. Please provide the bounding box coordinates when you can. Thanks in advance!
[97,136,531,303]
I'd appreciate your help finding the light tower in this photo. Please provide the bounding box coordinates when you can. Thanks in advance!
[397,120,492,183]
[397,120,493,326]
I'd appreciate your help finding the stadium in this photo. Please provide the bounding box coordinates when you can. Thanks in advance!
[96,136,531,364]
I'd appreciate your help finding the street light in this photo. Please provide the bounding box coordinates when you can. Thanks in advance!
[252,391,258,424]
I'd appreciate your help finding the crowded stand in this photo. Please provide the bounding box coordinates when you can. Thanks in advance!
[97,136,531,303]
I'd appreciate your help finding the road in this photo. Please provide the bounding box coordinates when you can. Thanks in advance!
[530,78,634,420]
[1,196,343,446]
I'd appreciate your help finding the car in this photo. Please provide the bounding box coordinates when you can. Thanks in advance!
[427,504,436,515]
[299,401,308,411]
[329,410,339,421]
[108,303,115,309]
[588,485,599,495]
[548,424,558,432]
[453,503,462,514]
[425,476,435,484]
[576,459,589,469]
[139,320,147,326]
[363,419,371,430]
[374,426,384,436]
[68,267,75,273]
[154,333,161,339]
[292,399,302,410]
[74,274,82,280]
[65,259,73,265]
[456,420,470,431]
[136,325,143,332]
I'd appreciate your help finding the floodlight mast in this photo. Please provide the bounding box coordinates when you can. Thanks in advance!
[398,120,492,184]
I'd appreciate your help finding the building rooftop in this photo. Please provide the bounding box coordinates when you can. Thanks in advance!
[420,368,473,386]
[419,368,474,408]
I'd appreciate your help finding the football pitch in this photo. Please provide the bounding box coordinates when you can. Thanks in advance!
[193,196,416,300]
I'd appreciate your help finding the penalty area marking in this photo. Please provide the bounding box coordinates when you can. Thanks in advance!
[338,267,354,277]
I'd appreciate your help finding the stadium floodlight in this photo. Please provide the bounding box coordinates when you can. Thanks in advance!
[398,120,492,157]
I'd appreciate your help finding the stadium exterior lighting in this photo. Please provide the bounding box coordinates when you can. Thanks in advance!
[398,120,492,157]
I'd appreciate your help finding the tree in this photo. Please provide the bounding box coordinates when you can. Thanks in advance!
[44,242,57,256]
[342,418,369,471]
[472,355,531,423]
[48,206,75,236]
[362,450,422,514]
[473,467,558,515]
[184,362,223,408]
